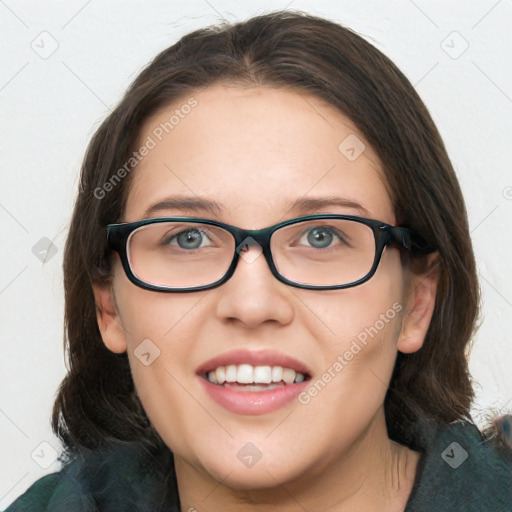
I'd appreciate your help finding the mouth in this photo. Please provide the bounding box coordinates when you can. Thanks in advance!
[196,350,312,414]
[199,363,308,391]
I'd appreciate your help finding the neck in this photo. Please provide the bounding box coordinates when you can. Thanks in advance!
[174,411,420,512]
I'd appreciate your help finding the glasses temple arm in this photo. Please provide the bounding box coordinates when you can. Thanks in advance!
[390,227,436,254]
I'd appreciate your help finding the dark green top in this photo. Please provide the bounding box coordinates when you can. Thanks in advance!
[4,420,512,511]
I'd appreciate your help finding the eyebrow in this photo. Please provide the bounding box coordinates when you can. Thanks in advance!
[144,196,223,217]
[143,195,370,218]
[286,196,370,216]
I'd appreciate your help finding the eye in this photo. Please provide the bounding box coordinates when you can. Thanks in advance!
[163,227,213,250]
[299,226,348,249]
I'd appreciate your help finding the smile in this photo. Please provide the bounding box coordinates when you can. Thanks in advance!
[196,350,311,414]
[205,363,306,389]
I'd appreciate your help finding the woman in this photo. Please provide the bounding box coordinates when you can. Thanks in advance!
[6,10,511,512]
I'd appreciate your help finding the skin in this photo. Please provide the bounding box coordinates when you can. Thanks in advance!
[94,85,439,512]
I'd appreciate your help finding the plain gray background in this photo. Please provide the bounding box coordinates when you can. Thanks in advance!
[1,0,511,507]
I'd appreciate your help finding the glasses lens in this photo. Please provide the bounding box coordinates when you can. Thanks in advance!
[127,221,235,288]
[271,219,376,287]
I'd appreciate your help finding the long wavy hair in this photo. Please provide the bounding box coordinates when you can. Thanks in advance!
[52,11,480,461]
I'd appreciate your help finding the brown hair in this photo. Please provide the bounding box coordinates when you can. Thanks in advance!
[52,10,479,459]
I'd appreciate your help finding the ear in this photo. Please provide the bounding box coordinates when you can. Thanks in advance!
[92,282,128,354]
[397,254,440,354]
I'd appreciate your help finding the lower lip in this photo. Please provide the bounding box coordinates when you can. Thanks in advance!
[198,376,309,415]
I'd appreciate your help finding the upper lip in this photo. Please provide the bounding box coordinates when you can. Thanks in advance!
[196,349,312,377]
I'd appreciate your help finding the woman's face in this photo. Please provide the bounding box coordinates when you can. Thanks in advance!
[95,85,435,490]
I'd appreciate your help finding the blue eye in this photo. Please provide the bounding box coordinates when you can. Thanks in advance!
[307,227,333,248]
[165,228,212,250]
[302,226,347,249]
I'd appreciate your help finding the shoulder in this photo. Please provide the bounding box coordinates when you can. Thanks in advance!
[3,442,179,512]
[3,468,91,512]
[406,416,512,512]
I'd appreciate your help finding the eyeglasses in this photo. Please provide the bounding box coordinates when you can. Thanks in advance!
[106,214,435,292]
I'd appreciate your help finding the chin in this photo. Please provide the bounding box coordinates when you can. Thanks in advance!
[208,463,297,491]
[193,448,308,491]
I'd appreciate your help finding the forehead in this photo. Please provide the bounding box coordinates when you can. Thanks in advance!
[125,85,394,226]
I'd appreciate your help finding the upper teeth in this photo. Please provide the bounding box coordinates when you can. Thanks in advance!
[207,364,305,385]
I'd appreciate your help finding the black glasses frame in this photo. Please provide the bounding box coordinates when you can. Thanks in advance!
[106,214,435,292]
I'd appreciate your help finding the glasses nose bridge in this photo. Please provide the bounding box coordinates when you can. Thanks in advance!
[240,226,272,246]
[231,226,275,268]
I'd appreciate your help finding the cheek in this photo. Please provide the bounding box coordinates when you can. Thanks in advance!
[116,284,203,393]
[296,296,404,445]
[127,355,203,459]
[112,274,211,448]
[316,257,406,351]
[310,293,404,399]
[303,252,407,408]
[112,256,209,343]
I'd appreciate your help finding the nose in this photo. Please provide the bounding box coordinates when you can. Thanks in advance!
[214,244,294,329]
